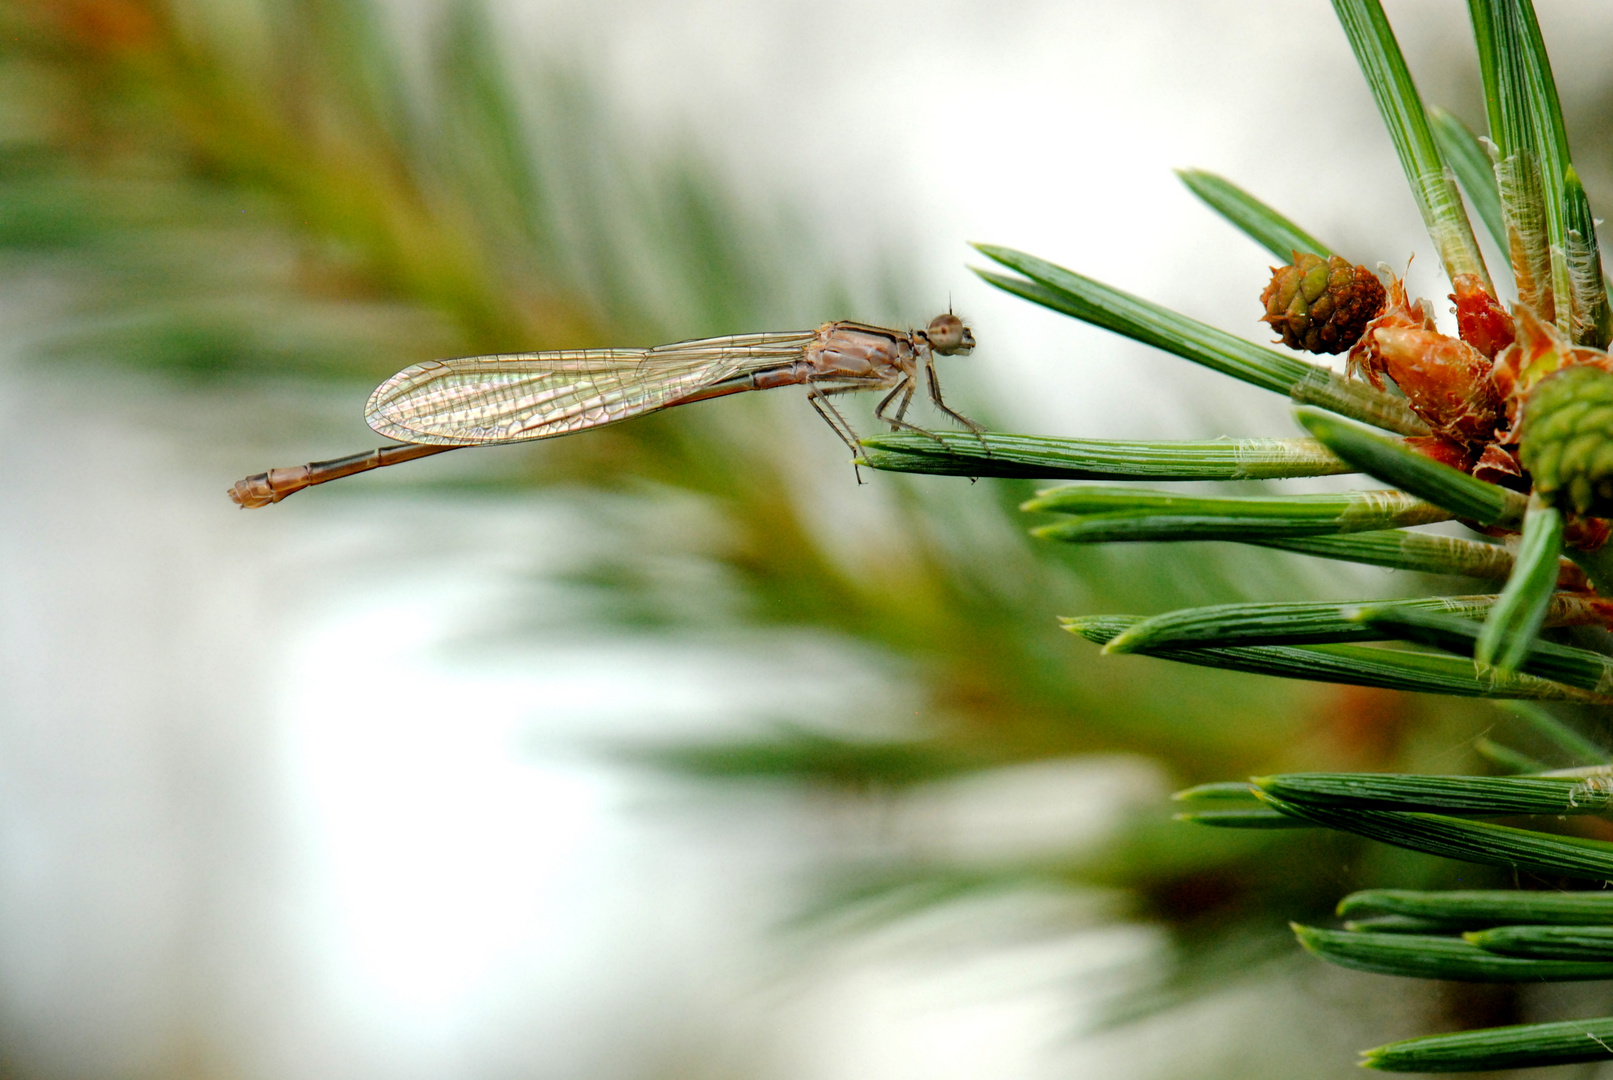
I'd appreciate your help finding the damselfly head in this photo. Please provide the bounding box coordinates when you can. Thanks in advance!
[924,313,975,355]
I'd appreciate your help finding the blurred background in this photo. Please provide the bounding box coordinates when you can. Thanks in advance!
[5,1,1613,1078]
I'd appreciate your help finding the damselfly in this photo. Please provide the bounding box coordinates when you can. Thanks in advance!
[229,313,980,507]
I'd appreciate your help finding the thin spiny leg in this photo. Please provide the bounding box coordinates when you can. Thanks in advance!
[806,388,866,483]
[923,364,985,434]
[891,379,916,424]
[873,377,910,429]
[870,364,950,445]
[924,364,991,463]
[823,383,929,452]
[806,388,866,447]
[872,411,940,438]
[873,376,923,432]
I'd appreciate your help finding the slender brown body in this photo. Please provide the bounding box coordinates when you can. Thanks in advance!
[228,443,456,508]
[229,313,978,506]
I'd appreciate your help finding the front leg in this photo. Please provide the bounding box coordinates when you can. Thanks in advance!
[923,363,985,434]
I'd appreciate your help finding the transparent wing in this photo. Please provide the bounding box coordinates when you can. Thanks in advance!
[366,331,818,445]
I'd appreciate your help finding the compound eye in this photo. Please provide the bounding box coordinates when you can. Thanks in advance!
[926,313,973,354]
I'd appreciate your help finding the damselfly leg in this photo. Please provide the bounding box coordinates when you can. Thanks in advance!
[923,362,986,435]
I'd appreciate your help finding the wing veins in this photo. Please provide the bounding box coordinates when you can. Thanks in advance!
[367,332,817,444]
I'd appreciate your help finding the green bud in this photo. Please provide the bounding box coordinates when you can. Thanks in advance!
[1519,364,1613,516]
